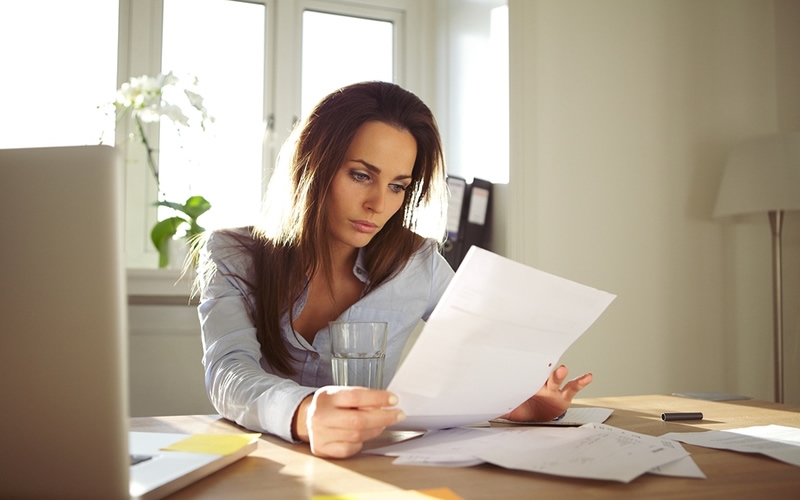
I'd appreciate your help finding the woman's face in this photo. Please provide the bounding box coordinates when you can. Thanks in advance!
[327,120,417,253]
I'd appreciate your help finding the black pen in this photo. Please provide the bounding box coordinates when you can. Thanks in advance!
[661,412,703,421]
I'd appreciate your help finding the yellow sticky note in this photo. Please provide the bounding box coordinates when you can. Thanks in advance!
[312,488,463,500]
[161,433,260,455]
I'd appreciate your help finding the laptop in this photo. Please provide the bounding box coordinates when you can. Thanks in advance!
[0,145,257,499]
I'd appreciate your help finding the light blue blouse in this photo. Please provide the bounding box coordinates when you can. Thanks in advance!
[198,230,454,442]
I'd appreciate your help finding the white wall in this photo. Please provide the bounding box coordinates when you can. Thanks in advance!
[129,304,214,416]
[127,270,215,416]
[505,0,800,404]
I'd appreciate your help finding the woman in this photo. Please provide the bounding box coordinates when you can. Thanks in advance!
[195,81,592,459]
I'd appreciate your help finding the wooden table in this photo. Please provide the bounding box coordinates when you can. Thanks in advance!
[130,395,800,499]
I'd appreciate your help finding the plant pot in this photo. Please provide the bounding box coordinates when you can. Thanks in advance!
[168,239,190,270]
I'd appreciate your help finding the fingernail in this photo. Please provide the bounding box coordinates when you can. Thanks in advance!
[388,394,398,406]
[396,411,406,422]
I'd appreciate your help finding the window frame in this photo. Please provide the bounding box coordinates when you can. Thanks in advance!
[294,0,407,116]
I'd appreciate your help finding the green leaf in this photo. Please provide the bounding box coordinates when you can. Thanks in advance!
[154,200,188,212]
[151,195,211,267]
[154,195,211,221]
[181,195,212,219]
[150,216,188,268]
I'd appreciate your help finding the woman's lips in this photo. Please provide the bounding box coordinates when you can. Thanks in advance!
[351,220,378,233]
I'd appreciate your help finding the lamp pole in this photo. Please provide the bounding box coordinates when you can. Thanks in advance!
[768,210,784,404]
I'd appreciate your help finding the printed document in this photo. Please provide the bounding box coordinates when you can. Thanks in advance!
[367,423,705,482]
[387,246,616,431]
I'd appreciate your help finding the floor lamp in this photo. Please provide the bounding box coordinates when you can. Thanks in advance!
[713,132,800,403]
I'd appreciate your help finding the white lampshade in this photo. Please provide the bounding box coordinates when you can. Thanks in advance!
[713,132,800,218]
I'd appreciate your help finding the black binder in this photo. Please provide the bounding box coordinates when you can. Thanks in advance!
[444,177,492,270]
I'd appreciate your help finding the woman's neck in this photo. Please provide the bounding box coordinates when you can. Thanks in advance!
[293,244,364,342]
[327,243,360,277]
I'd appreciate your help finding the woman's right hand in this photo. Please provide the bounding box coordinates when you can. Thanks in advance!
[293,386,406,458]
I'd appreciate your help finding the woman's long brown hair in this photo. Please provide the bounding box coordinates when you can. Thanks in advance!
[199,81,447,376]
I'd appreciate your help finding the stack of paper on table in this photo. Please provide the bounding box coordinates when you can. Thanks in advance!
[387,246,616,431]
[367,424,706,482]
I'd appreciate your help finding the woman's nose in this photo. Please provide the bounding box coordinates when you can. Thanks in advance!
[365,186,386,213]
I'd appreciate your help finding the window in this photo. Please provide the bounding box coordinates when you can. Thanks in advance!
[300,10,395,118]
[0,0,118,148]
[444,2,508,185]
[159,0,266,231]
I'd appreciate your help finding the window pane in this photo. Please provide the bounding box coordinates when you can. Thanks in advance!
[447,3,508,185]
[301,10,393,118]
[0,0,117,148]
[160,0,266,230]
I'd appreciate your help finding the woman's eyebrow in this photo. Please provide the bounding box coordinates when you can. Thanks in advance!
[351,159,412,181]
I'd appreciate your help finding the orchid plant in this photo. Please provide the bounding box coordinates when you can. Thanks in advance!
[113,71,214,268]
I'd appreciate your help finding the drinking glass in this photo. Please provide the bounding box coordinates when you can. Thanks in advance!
[329,321,388,389]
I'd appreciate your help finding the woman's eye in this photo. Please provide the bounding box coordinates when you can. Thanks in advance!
[390,184,407,193]
[351,170,370,182]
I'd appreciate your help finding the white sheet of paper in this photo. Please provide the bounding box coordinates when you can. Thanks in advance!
[661,424,800,467]
[477,423,692,483]
[387,246,616,431]
[491,407,614,427]
[367,427,490,459]
[368,423,701,482]
[648,456,707,478]
[391,455,484,467]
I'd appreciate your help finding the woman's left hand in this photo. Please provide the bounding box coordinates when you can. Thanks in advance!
[501,365,592,422]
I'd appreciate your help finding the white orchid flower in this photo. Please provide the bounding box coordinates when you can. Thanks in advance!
[160,71,179,87]
[159,103,191,126]
[136,106,161,123]
[183,89,204,110]
[110,70,213,183]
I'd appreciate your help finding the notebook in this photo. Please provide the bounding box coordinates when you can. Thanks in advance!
[0,145,256,499]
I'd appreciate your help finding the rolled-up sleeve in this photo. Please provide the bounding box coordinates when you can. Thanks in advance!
[198,231,315,442]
